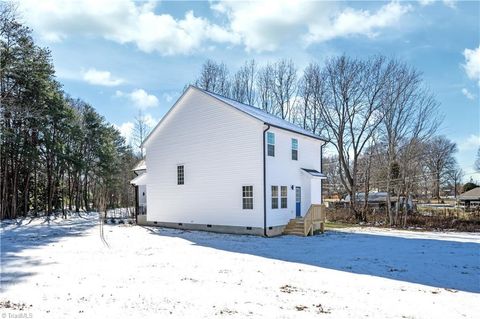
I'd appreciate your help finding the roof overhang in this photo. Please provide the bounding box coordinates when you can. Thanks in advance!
[301,168,327,179]
[132,159,146,172]
[130,173,147,186]
[265,123,328,143]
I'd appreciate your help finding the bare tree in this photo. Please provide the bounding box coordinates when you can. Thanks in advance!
[296,62,328,137]
[449,167,463,200]
[322,155,345,197]
[272,59,297,120]
[475,147,480,172]
[317,56,387,220]
[231,59,256,105]
[424,136,457,202]
[380,60,441,224]
[195,59,230,96]
[133,110,148,158]
[256,63,275,114]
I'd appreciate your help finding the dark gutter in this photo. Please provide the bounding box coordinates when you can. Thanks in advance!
[267,123,329,142]
[263,124,271,237]
[134,185,139,224]
[320,143,324,204]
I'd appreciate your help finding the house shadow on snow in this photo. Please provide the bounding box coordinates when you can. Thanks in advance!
[143,226,480,293]
[0,214,98,291]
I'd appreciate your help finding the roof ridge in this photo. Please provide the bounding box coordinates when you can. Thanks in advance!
[192,85,328,142]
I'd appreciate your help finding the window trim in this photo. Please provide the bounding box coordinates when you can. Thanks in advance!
[242,185,254,210]
[281,186,288,209]
[291,138,298,161]
[271,186,279,209]
[267,132,275,157]
[177,165,184,185]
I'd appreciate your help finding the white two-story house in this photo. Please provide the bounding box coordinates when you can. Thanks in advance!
[131,86,327,236]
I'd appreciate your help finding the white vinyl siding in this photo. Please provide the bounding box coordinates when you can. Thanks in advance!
[265,126,323,227]
[145,89,264,227]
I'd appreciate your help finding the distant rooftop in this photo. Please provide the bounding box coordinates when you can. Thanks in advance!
[459,187,480,200]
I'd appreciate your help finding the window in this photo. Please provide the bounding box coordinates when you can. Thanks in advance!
[271,186,278,209]
[267,132,275,157]
[242,186,253,209]
[177,165,184,185]
[281,186,288,208]
[292,138,298,160]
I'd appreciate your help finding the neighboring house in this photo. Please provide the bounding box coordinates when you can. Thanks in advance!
[344,192,411,209]
[458,187,480,207]
[131,86,327,236]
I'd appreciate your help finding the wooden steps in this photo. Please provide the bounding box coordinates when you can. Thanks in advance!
[283,219,307,236]
[283,204,326,236]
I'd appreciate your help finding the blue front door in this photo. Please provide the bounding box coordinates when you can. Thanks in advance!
[295,187,301,217]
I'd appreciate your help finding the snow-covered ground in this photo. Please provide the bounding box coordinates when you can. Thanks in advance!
[1,213,479,319]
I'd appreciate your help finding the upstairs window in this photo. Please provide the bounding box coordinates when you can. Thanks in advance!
[281,186,288,208]
[271,186,279,209]
[177,165,184,185]
[242,186,253,209]
[267,132,275,157]
[292,138,298,160]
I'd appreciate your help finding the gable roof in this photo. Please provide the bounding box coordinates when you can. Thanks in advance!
[459,187,480,200]
[141,86,328,147]
[195,87,328,142]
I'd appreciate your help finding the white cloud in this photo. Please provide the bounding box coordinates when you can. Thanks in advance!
[418,0,457,8]
[83,68,124,86]
[143,113,158,128]
[20,0,413,54]
[463,46,480,85]
[419,0,435,6]
[213,1,411,52]
[305,2,412,44]
[162,93,173,103]
[459,134,480,151]
[115,89,159,109]
[115,121,134,144]
[442,0,457,9]
[461,88,475,100]
[19,0,238,55]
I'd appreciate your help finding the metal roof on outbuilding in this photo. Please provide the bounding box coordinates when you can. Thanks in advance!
[459,187,480,200]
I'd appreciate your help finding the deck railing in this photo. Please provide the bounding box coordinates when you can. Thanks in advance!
[303,204,326,236]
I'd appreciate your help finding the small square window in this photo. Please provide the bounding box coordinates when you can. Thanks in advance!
[267,132,275,144]
[268,144,275,157]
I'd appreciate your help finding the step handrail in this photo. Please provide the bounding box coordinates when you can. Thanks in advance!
[303,204,325,236]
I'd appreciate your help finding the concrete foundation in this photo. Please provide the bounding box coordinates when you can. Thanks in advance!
[137,215,286,237]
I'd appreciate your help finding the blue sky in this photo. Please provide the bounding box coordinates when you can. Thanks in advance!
[18,0,480,181]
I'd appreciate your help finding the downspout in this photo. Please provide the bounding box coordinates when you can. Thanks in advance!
[133,170,138,224]
[320,143,324,204]
[263,124,271,237]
